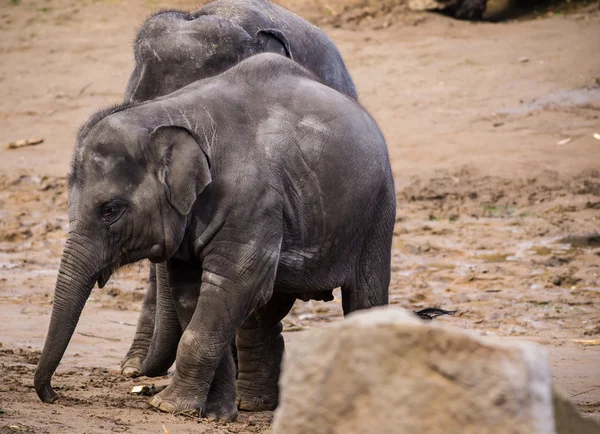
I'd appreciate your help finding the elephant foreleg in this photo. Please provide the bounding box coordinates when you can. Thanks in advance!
[167,258,238,422]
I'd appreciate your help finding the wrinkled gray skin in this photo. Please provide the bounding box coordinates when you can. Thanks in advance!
[120,0,358,381]
[124,0,357,104]
[34,54,394,421]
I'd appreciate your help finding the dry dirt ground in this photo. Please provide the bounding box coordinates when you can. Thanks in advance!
[1,0,600,432]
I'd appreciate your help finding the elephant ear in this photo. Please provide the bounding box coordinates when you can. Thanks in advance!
[255,29,293,60]
[149,125,211,215]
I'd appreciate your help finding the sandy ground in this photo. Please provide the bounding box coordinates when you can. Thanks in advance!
[1,0,600,432]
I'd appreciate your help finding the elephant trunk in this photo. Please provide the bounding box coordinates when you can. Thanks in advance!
[34,235,98,403]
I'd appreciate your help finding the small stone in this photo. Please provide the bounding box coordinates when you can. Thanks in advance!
[5,137,44,149]
[131,385,146,394]
[130,384,165,395]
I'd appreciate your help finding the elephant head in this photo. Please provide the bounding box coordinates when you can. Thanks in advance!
[124,10,292,103]
[34,111,210,403]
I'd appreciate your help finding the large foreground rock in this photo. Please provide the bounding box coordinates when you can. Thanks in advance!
[272,308,599,434]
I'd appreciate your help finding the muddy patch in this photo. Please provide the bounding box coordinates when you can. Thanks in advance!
[499,82,600,116]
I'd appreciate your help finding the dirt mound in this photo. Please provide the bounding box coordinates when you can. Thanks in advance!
[313,0,433,29]
[308,0,600,29]
[398,167,600,220]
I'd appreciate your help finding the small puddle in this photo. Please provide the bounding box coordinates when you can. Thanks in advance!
[429,262,456,270]
[529,246,552,256]
[516,239,579,258]
[474,253,512,263]
[549,245,578,256]
[558,234,600,248]
[0,262,20,270]
[499,85,600,115]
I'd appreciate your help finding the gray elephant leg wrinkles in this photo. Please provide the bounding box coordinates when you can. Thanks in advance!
[121,263,158,377]
[149,217,282,417]
[147,257,238,421]
[236,292,296,411]
[204,347,238,422]
[341,186,395,316]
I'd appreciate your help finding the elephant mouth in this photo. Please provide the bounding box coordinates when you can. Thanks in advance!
[97,267,113,289]
[96,249,151,289]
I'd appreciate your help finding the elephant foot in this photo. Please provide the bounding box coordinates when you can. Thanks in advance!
[205,397,238,423]
[149,383,237,422]
[235,319,286,412]
[236,380,278,411]
[121,355,169,378]
[149,385,202,417]
[205,347,238,422]
[120,355,143,378]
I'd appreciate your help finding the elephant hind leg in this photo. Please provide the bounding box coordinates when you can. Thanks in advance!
[236,291,296,411]
[340,248,390,315]
[121,262,157,377]
[141,262,182,377]
[341,195,394,316]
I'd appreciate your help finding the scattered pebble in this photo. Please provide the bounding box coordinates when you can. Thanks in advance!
[283,325,306,332]
[572,339,600,346]
[5,138,44,150]
[517,56,529,63]
[556,137,571,145]
[584,325,600,336]
[130,384,166,396]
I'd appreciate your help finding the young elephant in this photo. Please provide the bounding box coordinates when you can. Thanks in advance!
[121,0,359,377]
[34,54,394,420]
[125,0,357,103]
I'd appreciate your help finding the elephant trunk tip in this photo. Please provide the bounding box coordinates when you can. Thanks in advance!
[34,370,59,404]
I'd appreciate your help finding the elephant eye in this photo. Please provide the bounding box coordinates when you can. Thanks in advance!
[99,200,127,223]
[103,206,118,218]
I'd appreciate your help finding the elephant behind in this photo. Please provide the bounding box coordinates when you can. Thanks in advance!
[124,0,358,103]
